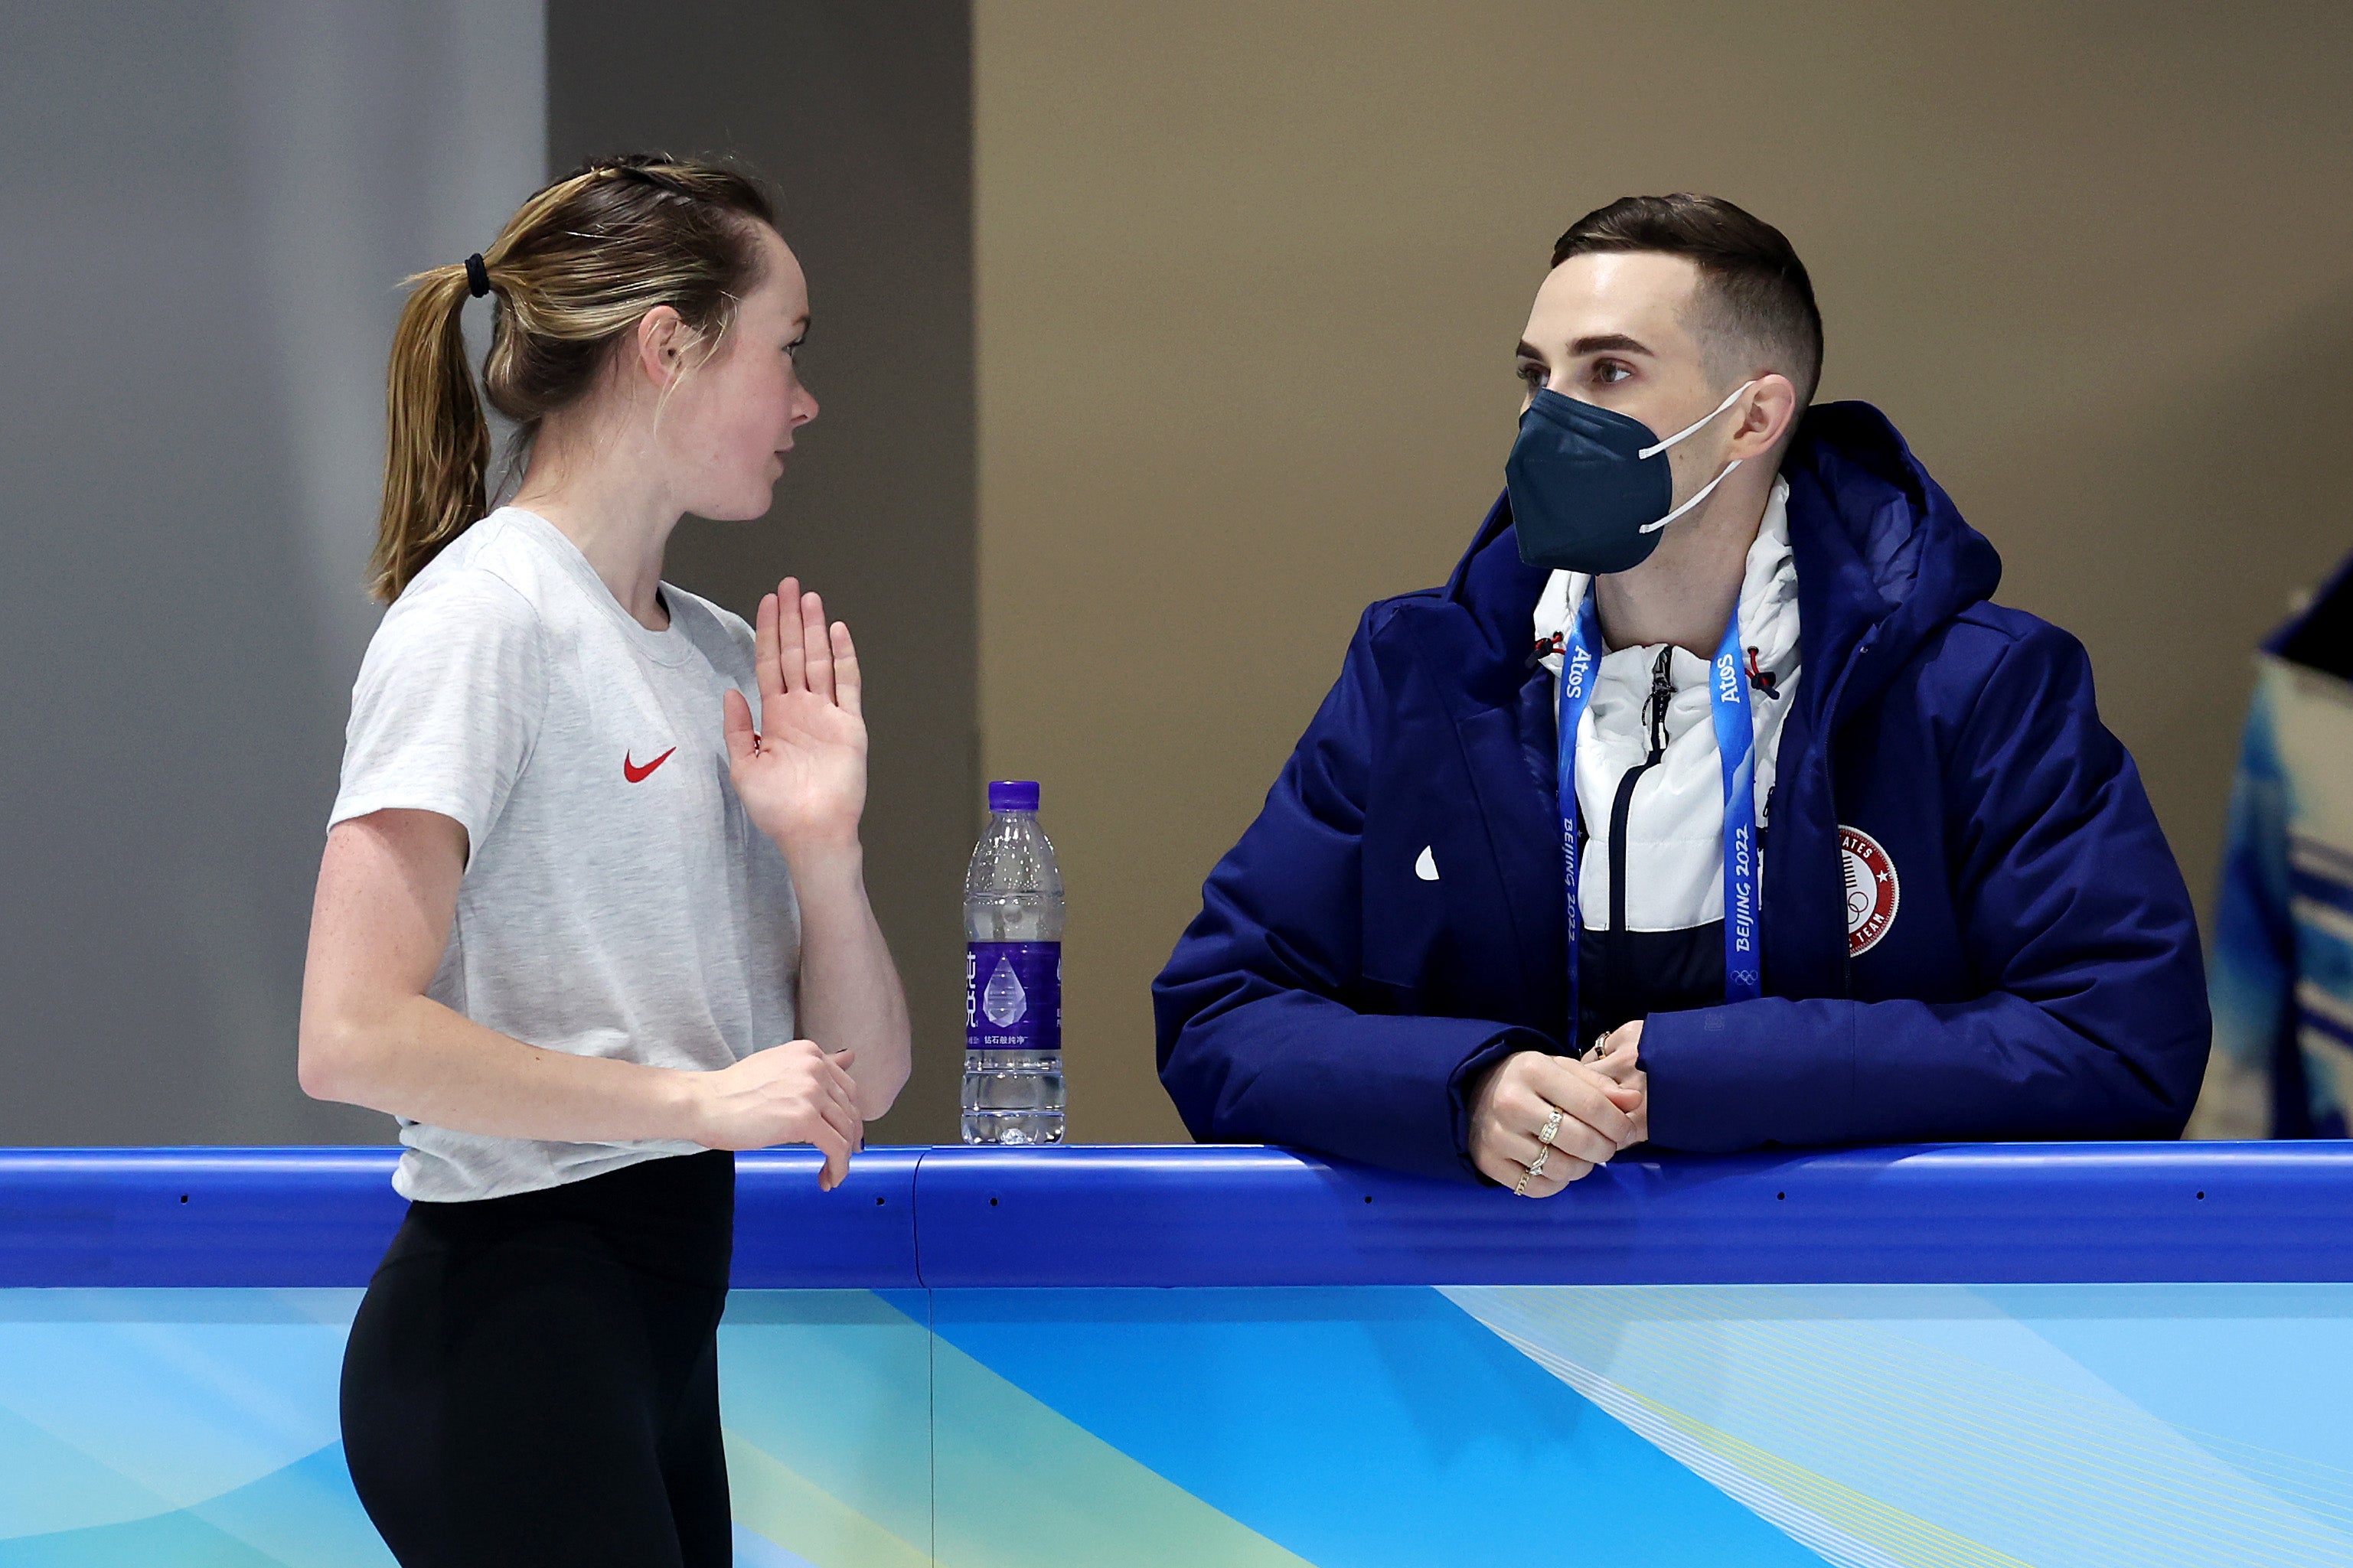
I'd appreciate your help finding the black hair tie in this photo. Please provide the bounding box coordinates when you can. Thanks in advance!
[463,253,490,298]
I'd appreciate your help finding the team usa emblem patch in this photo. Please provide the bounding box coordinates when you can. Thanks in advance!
[1840,825,1900,957]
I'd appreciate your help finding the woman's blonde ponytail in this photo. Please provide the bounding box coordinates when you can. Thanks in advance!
[367,155,777,603]
[371,263,491,603]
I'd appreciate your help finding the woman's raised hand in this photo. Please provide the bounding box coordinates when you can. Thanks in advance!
[724,579,867,862]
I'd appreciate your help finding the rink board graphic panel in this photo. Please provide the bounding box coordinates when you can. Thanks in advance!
[0,1284,2349,1566]
[926,1284,2353,1567]
[1,1143,2348,1564]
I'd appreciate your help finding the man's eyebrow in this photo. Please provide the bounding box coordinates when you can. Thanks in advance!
[1515,334,1656,361]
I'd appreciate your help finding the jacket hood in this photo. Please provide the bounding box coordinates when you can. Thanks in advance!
[1441,399,2003,722]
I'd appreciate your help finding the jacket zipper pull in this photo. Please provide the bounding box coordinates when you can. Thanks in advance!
[1644,647,1673,764]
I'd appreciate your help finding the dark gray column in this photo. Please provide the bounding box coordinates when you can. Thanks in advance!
[549,2,978,1143]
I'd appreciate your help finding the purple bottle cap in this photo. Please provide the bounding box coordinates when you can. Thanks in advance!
[988,779,1040,812]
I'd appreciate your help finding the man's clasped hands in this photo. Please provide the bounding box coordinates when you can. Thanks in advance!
[1466,1021,1647,1198]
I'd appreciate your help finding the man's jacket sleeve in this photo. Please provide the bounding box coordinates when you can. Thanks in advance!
[1154,609,1546,1181]
[1640,621,2212,1149]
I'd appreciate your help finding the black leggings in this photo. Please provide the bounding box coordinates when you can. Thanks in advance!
[341,1151,736,1567]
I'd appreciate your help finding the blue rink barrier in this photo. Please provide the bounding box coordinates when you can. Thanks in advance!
[2,1143,2350,1566]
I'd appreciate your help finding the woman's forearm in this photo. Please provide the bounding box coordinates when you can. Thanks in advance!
[301,992,709,1143]
[786,844,912,1119]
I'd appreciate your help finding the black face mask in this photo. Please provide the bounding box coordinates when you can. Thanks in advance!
[1505,381,1752,575]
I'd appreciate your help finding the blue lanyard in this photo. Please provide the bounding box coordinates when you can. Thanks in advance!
[1556,593,1763,1045]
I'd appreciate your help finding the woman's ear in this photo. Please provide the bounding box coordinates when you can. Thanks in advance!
[1732,372,1802,458]
[632,305,693,390]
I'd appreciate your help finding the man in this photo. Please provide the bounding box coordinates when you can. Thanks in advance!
[1154,194,2209,1194]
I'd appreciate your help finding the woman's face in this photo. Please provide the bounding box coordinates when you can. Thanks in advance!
[658,224,819,522]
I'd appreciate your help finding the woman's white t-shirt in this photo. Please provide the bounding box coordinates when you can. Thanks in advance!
[331,507,800,1201]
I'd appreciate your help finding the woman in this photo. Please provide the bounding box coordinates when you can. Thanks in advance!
[299,155,910,1566]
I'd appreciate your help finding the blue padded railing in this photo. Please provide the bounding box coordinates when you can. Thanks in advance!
[2,1143,2348,1289]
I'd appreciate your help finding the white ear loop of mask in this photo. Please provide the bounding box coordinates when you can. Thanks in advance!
[1635,380,1755,535]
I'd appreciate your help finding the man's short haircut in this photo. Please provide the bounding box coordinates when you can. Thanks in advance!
[1552,194,1823,406]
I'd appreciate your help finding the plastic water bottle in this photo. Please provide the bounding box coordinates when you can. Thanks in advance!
[962,780,1066,1144]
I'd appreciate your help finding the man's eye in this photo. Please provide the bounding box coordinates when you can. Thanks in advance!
[1516,361,1545,390]
[1593,360,1632,385]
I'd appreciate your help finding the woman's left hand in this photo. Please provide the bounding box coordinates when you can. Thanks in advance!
[724,578,867,863]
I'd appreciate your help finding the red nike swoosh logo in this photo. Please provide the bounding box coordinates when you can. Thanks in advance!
[622,747,677,784]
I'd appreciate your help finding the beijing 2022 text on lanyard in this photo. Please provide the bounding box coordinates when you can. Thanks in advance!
[1555,592,1763,1045]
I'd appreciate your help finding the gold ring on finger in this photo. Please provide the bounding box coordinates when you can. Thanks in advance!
[1537,1107,1563,1149]
[1513,1168,1532,1197]
[1526,1146,1552,1182]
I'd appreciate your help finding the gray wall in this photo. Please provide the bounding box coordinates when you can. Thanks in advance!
[549,2,979,1144]
[0,3,545,1143]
